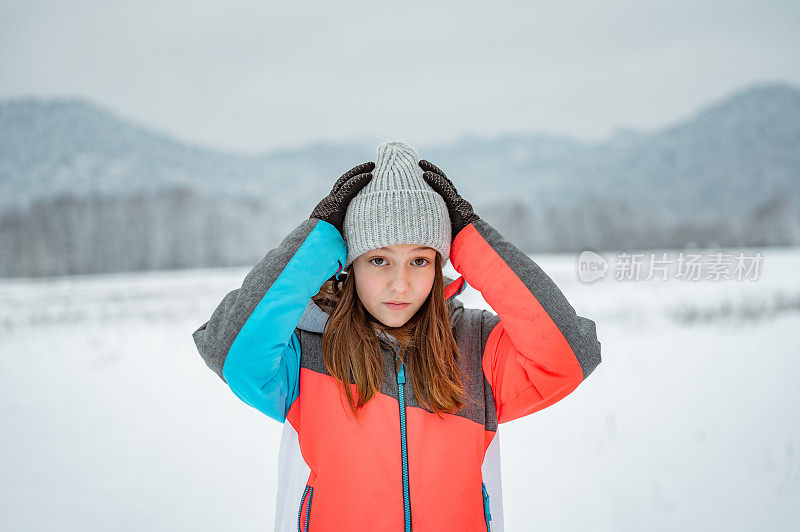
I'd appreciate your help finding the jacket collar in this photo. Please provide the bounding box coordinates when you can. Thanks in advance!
[297,297,333,334]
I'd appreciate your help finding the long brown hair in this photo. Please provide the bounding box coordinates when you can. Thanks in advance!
[311,251,474,421]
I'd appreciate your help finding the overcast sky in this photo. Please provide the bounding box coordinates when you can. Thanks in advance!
[1,0,798,155]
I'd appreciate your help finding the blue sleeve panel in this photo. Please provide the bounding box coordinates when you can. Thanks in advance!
[222,220,346,422]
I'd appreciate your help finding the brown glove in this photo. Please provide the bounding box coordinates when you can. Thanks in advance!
[310,161,375,234]
[419,159,480,240]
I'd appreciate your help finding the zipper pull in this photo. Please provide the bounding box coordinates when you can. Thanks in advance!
[396,354,406,384]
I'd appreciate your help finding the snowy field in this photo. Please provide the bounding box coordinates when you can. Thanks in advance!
[1,246,799,531]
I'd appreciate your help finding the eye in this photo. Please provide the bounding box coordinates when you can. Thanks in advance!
[368,257,431,267]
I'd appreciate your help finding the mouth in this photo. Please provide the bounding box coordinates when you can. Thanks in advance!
[383,302,410,310]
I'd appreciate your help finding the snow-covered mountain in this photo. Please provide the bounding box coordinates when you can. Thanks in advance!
[1,81,798,277]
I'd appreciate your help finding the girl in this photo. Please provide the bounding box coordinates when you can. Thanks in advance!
[192,140,602,531]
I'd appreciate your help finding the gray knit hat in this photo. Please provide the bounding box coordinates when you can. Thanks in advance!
[342,140,451,269]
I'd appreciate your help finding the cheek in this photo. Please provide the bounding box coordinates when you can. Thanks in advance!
[414,272,436,300]
[365,281,384,302]
[354,273,383,304]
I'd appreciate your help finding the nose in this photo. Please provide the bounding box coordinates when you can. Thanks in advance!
[389,266,411,293]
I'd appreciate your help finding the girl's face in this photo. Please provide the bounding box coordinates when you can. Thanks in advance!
[352,244,437,328]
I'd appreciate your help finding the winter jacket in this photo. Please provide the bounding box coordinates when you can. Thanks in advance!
[191,216,602,532]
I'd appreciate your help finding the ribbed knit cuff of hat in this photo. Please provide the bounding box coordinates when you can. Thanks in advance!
[342,140,451,269]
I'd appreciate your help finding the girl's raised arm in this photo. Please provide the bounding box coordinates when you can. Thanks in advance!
[191,162,375,422]
[420,159,602,423]
[191,218,345,422]
[451,218,602,423]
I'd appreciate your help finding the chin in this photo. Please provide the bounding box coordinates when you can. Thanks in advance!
[380,316,408,328]
[374,311,411,328]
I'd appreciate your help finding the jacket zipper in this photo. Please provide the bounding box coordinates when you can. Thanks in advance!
[388,341,413,532]
[481,482,493,531]
[297,484,314,532]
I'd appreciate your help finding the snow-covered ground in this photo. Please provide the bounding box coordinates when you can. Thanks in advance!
[1,246,798,531]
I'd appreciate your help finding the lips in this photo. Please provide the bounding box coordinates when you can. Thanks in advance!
[384,302,410,310]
